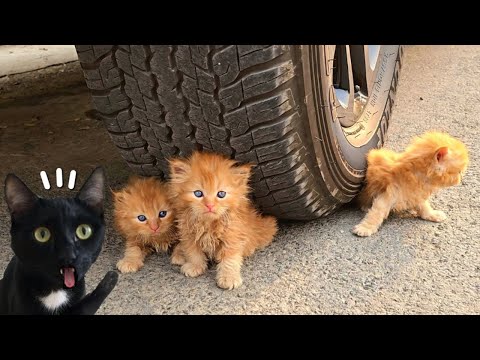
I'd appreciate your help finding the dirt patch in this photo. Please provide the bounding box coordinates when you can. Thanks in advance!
[0,62,87,108]
[0,65,130,198]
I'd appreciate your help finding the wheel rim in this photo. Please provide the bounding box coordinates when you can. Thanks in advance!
[330,45,383,147]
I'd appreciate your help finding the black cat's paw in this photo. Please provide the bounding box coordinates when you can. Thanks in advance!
[96,271,118,295]
[68,271,119,315]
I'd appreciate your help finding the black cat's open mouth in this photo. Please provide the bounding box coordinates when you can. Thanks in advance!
[60,267,77,288]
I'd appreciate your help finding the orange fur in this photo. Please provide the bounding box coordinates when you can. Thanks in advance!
[168,151,278,290]
[113,177,177,273]
[353,131,469,236]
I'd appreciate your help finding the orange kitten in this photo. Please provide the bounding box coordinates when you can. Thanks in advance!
[113,177,177,273]
[353,131,469,237]
[168,151,278,290]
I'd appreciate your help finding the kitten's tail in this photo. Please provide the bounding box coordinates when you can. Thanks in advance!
[255,215,278,249]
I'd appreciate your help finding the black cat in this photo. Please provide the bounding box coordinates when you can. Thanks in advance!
[0,167,118,315]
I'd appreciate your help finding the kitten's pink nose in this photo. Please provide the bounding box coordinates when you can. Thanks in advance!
[150,224,159,232]
[206,204,215,212]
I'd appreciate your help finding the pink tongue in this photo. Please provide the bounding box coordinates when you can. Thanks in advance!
[63,268,75,288]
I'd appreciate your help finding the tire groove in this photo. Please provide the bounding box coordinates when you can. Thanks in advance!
[171,45,199,153]
[209,46,234,157]
[143,45,180,157]
[224,79,295,116]
[228,50,290,86]
[79,48,115,69]
[113,46,158,171]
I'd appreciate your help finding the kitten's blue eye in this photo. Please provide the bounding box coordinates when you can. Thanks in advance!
[159,211,167,218]
[217,191,226,198]
[138,215,147,222]
[194,190,203,198]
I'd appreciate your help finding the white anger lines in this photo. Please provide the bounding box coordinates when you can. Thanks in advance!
[40,171,51,190]
[40,168,77,190]
[67,170,76,190]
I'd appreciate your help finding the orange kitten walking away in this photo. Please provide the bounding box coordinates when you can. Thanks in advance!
[168,151,278,290]
[353,131,469,237]
[113,177,177,273]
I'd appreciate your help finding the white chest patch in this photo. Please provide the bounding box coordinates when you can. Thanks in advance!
[39,290,70,312]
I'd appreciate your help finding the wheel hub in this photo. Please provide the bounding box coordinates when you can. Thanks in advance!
[331,45,381,127]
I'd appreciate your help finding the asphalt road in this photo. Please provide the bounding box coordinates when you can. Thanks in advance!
[0,45,478,314]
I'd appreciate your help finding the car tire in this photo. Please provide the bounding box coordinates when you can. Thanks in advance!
[76,45,403,220]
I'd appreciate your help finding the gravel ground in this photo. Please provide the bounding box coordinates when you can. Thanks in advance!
[0,45,478,314]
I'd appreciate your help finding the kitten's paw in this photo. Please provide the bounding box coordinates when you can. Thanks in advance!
[217,273,243,290]
[171,253,186,266]
[352,224,377,237]
[423,210,447,223]
[181,263,206,277]
[116,258,144,273]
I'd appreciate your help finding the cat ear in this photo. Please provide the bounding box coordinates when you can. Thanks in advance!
[4,174,38,219]
[76,167,105,214]
[168,158,191,183]
[231,164,253,186]
[111,188,126,203]
[435,147,449,162]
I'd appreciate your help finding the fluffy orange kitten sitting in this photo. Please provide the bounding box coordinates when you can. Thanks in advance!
[168,151,278,290]
[353,131,469,237]
[113,177,177,273]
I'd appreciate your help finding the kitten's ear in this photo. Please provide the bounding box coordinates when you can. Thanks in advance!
[4,174,38,219]
[231,164,253,186]
[76,167,105,214]
[168,158,191,183]
[435,147,449,162]
[111,189,125,203]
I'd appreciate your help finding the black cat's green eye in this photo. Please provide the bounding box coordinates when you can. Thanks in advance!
[159,211,167,218]
[138,215,147,222]
[76,224,93,240]
[34,227,51,243]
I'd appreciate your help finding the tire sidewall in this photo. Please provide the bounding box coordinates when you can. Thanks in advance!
[301,45,401,203]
